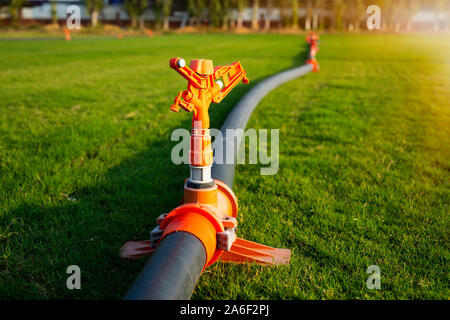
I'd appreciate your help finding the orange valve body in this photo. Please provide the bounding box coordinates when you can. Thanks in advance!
[160,180,238,269]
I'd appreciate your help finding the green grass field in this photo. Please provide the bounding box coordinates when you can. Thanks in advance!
[0,33,449,299]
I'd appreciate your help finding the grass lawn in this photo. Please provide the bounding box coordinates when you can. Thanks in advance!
[0,33,449,299]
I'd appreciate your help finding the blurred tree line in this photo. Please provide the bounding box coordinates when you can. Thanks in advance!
[0,0,448,31]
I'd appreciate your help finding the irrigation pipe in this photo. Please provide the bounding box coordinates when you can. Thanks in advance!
[124,232,206,300]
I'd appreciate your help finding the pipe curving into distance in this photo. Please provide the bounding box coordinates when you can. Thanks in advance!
[212,63,313,189]
[125,46,317,300]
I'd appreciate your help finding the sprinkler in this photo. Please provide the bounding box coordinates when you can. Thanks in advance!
[306,33,320,72]
[121,58,291,299]
[64,28,71,41]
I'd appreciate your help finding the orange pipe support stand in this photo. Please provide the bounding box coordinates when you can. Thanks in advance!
[120,57,291,270]
[121,179,291,268]
[161,180,236,268]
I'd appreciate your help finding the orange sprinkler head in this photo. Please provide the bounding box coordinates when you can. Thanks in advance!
[168,57,249,128]
[190,59,214,75]
[306,32,319,44]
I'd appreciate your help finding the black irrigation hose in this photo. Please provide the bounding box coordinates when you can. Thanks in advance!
[124,62,313,301]
[212,63,313,189]
[124,231,206,300]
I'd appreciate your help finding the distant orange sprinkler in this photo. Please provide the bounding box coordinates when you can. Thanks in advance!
[306,32,320,72]
[64,28,71,41]
[145,29,154,37]
[121,58,291,268]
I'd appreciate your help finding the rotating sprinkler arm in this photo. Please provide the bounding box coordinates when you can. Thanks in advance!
[169,57,249,129]
[169,57,208,89]
[212,62,249,103]
[170,91,194,113]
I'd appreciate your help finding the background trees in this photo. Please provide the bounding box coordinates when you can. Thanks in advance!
[291,0,299,28]
[333,0,345,31]
[86,0,104,27]
[406,0,421,31]
[161,0,172,30]
[221,0,231,29]
[50,0,57,25]
[8,0,23,27]
[251,0,259,30]
[313,0,326,30]
[348,0,364,31]
[209,0,222,27]
[279,0,290,27]
[1,0,449,32]
[264,0,272,30]
[305,0,313,30]
[153,0,173,30]
[233,0,247,28]
[432,0,448,31]
[188,0,207,26]
[125,0,148,29]
[208,0,231,28]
